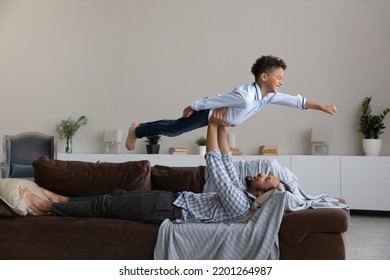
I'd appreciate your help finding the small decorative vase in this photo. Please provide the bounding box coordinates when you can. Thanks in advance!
[362,139,382,156]
[65,137,73,154]
[146,144,160,154]
[198,145,206,156]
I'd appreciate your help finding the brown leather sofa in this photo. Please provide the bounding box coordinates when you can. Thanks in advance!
[0,156,349,260]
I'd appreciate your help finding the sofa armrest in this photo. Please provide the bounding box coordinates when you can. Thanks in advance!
[279,208,349,245]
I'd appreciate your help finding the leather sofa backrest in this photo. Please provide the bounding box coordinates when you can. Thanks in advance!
[151,165,205,193]
[33,157,206,198]
[33,156,152,196]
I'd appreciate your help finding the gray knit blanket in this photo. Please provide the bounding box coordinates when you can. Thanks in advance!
[154,159,349,260]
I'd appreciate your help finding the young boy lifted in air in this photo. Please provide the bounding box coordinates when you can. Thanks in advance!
[126,55,337,150]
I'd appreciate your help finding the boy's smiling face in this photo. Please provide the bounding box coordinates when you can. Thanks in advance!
[258,67,285,94]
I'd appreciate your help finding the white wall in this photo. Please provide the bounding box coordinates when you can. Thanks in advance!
[1,0,389,158]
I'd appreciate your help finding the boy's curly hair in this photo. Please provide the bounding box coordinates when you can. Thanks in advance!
[251,55,287,81]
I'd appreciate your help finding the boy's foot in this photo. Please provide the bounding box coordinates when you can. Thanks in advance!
[19,186,51,215]
[125,122,139,150]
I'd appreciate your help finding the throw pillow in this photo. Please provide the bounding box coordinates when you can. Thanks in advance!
[10,163,34,178]
[0,178,49,216]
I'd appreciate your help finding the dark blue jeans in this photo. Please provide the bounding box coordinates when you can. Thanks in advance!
[52,190,176,225]
[135,110,210,138]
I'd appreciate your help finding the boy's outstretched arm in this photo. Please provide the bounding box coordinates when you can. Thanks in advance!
[305,100,337,115]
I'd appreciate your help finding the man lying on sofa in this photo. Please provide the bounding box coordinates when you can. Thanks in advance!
[19,108,282,224]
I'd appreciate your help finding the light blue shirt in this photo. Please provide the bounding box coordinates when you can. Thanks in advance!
[190,83,306,126]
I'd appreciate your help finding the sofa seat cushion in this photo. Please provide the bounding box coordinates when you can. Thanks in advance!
[279,208,349,245]
[33,156,152,196]
[151,165,205,193]
[0,215,159,260]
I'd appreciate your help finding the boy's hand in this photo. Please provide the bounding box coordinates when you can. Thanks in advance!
[323,105,337,115]
[305,100,337,116]
[183,106,194,118]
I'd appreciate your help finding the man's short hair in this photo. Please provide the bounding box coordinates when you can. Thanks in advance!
[251,55,287,81]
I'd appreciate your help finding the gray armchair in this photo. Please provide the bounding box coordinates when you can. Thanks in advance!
[2,132,56,179]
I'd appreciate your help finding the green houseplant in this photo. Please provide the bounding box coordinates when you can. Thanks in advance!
[56,115,88,153]
[195,136,207,146]
[359,97,389,155]
[195,136,207,155]
[145,135,161,154]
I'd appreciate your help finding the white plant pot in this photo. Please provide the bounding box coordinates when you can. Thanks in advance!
[198,145,206,156]
[362,139,382,156]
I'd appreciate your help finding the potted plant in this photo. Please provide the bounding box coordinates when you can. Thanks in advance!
[359,97,389,156]
[145,135,161,154]
[195,136,207,155]
[56,115,88,153]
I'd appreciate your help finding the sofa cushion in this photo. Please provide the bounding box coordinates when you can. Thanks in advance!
[151,165,205,193]
[0,178,49,216]
[33,156,152,196]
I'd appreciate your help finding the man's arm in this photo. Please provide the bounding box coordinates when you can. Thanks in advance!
[212,108,231,155]
[206,114,219,152]
[209,108,243,188]
[204,112,249,216]
[218,125,230,155]
[206,107,230,152]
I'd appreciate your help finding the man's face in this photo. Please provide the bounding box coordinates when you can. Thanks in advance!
[260,67,284,94]
[245,172,280,194]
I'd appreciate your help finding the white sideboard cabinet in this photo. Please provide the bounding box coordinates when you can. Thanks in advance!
[341,156,390,211]
[290,156,341,198]
[57,153,390,211]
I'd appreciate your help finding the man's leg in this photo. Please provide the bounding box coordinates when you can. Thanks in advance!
[106,191,176,224]
[52,190,176,224]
